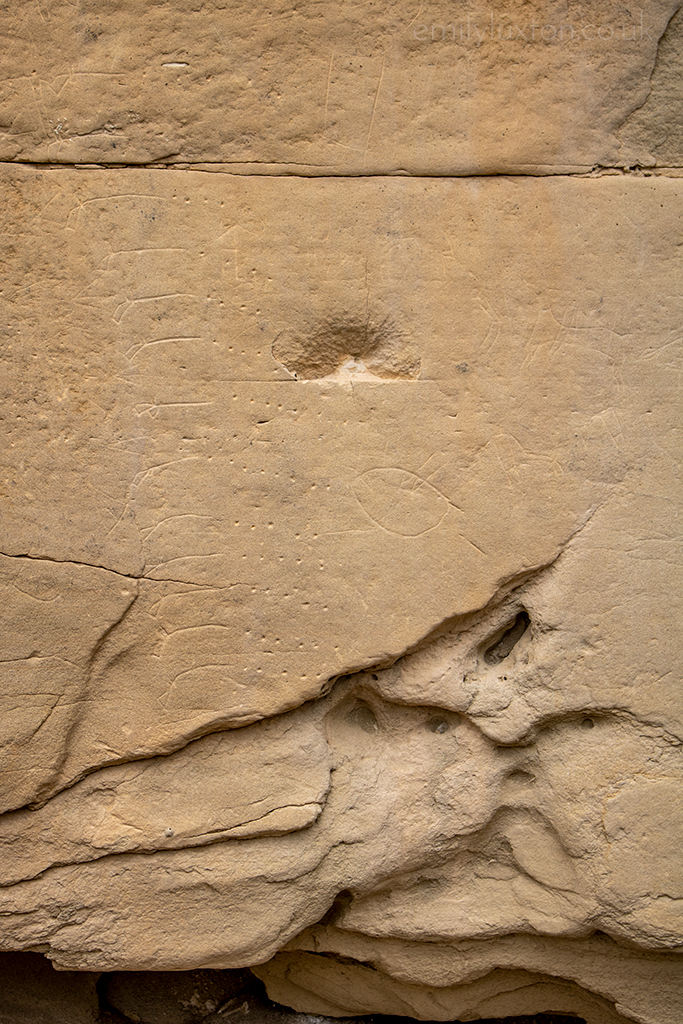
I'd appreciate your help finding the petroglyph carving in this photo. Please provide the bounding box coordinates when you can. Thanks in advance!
[1,43,682,1011]
[1,557,680,1004]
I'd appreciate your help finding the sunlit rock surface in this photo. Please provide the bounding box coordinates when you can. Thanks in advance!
[0,3,681,1021]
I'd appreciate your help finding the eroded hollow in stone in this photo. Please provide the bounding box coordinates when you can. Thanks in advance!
[483,610,530,665]
[272,315,421,381]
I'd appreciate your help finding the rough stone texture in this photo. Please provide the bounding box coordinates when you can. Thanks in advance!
[257,933,683,1023]
[618,5,683,167]
[0,952,590,1024]
[0,0,682,172]
[2,169,680,811]
[0,1,682,1021]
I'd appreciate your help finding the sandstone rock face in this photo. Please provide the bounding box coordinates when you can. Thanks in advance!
[0,0,682,173]
[0,2,681,1022]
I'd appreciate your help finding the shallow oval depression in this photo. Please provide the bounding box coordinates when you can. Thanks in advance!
[272,315,421,381]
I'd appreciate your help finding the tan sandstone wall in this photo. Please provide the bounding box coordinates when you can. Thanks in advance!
[0,2,682,1023]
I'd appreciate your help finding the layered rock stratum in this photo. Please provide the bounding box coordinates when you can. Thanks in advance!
[0,2,681,1023]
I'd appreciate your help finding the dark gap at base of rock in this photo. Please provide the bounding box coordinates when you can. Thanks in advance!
[351,1018,584,1024]
[0,952,587,1024]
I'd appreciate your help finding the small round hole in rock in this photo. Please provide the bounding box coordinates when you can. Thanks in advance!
[427,717,450,734]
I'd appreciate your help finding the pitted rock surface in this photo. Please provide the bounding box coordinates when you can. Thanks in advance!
[0,3,681,1021]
